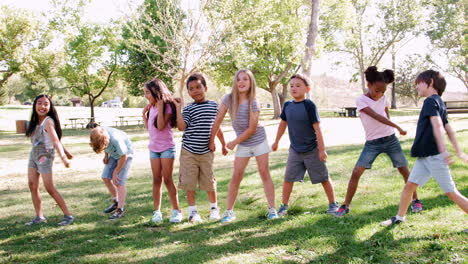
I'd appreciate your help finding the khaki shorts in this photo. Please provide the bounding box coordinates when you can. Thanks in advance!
[178,148,216,191]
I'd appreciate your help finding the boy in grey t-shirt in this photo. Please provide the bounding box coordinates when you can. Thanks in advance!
[272,74,338,216]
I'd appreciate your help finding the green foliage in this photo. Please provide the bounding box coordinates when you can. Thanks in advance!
[395,55,432,106]
[425,0,467,90]
[120,0,181,95]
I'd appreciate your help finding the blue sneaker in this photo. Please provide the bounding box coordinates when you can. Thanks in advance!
[221,210,236,223]
[334,205,349,217]
[278,204,288,217]
[267,208,278,220]
[326,202,340,214]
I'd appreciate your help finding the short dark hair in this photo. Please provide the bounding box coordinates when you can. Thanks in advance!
[364,66,394,84]
[186,73,207,90]
[415,70,446,96]
[289,74,311,87]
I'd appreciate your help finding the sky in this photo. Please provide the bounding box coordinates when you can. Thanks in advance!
[1,0,465,92]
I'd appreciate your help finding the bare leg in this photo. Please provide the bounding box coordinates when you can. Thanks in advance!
[398,166,418,200]
[226,157,250,210]
[160,158,179,210]
[42,173,71,216]
[28,168,43,217]
[321,179,336,204]
[397,182,419,217]
[282,181,294,205]
[255,153,275,208]
[150,158,163,211]
[187,190,196,206]
[207,190,217,204]
[343,166,366,207]
[446,190,468,213]
[115,185,126,208]
[102,178,117,198]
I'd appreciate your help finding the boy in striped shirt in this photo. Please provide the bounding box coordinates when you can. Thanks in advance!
[174,73,228,223]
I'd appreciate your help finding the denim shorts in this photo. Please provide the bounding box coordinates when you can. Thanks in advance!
[408,153,455,193]
[28,147,55,174]
[149,146,176,159]
[101,156,133,186]
[235,139,271,158]
[355,134,408,169]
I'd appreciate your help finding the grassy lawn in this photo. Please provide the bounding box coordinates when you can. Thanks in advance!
[0,127,467,264]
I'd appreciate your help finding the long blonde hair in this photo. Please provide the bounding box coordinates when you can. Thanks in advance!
[228,69,257,121]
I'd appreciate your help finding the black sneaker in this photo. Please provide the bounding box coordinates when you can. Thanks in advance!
[58,215,74,226]
[104,201,118,214]
[109,208,125,220]
[381,216,403,226]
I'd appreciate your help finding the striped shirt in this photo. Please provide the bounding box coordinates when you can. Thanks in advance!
[222,95,266,147]
[182,100,218,154]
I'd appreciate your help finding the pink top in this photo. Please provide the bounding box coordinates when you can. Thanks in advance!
[148,104,175,152]
[356,94,394,141]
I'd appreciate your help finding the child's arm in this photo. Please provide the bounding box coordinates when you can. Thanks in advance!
[209,104,228,152]
[272,120,287,151]
[173,98,187,131]
[226,110,259,150]
[360,107,407,135]
[216,128,228,155]
[156,100,172,131]
[312,122,327,162]
[430,115,451,164]
[44,119,70,168]
[112,154,127,185]
[103,152,109,164]
[444,123,468,162]
[142,104,151,129]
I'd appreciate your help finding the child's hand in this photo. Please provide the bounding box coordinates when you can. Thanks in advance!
[397,127,407,136]
[271,142,278,152]
[103,156,108,164]
[456,152,468,162]
[441,151,454,165]
[209,141,216,152]
[226,141,236,150]
[64,149,73,160]
[174,97,182,109]
[156,99,164,109]
[63,159,70,168]
[112,171,120,185]
[142,104,151,117]
[221,145,228,156]
[319,149,328,162]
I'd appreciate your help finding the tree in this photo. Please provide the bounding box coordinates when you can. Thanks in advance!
[209,0,306,119]
[395,55,431,106]
[425,0,467,91]
[120,0,178,95]
[0,6,38,103]
[301,0,320,81]
[125,0,233,98]
[60,24,119,124]
[323,0,422,93]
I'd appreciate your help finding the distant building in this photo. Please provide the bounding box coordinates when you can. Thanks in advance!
[70,97,83,107]
[101,97,123,108]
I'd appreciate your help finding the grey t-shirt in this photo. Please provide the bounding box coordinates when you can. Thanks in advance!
[222,95,266,147]
[280,99,320,153]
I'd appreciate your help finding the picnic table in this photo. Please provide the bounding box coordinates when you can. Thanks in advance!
[114,115,144,127]
[334,107,358,117]
[445,101,468,114]
[64,117,98,129]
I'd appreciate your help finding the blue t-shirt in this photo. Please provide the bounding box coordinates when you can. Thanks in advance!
[411,95,448,158]
[280,99,320,153]
[104,127,134,160]
[182,100,218,154]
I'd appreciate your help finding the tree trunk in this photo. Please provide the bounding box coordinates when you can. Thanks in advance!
[360,69,366,93]
[270,86,281,119]
[279,83,288,109]
[301,0,320,81]
[89,95,95,125]
[391,45,397,109]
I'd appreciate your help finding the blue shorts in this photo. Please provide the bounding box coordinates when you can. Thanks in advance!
[101,156,133,186]
[149,146,176,159]
[355,134,408,169]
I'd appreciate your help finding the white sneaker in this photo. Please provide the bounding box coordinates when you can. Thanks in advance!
[151,210,163,223]
[169,209,183,223]
[209,207,220,220]
[188,210,202,223]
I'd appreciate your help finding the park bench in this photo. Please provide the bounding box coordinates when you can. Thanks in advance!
[334,107,358,117]
[445,101,468,114]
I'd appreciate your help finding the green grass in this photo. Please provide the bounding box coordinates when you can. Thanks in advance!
[0,130,467,264]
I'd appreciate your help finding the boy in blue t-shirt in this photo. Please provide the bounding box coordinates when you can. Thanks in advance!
[382,70,468,226]
[90,126,133,220]
[272,74,338,216]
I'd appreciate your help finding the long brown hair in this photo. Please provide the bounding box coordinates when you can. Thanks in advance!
[26,94,62,139]
[228,69,257,121]
[144,78,177,128]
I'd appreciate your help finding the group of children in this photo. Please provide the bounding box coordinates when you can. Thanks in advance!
[24,67,467,227]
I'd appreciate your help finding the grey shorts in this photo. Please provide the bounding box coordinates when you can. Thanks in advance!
[101,156,133,186]
[408,153,456,193]
[28,147,55,174]
[285,147,329,184]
